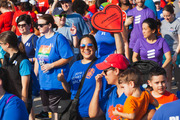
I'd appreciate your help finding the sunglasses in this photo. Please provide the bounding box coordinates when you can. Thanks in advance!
[54,14,67,18]
[17,24,27,28]
[103,67,115,75]
[80,43,93,49]
[37,23,49,27]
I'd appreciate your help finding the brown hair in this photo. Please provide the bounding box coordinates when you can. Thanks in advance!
[0,31,26,55]
[0,0,11,9]
[118,67,142,87]
[39,14,58,30]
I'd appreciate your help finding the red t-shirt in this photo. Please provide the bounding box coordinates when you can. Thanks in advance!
[0,12,14,33]
[88,4,97,14]
[154,90,178,109]
[37,0,49,14]
[12,10,37,36]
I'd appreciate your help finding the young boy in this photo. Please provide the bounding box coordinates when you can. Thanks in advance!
[113,67,159,120]
[148,67,178,109]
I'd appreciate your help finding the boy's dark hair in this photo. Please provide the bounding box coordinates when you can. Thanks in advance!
[148,67,167,81]
[118,67,142,87]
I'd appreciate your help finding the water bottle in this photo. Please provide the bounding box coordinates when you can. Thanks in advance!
[39,59,49,73]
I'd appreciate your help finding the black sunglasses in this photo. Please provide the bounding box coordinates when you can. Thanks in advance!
[17,24,27,27]
[103,67,115,75]
[37,23,49,27]
[54,14,67,18]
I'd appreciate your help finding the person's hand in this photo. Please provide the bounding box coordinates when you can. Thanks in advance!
[54,0,59,3]
[95,72,103,91]
[70,23,77,36]
[124,16,134,26]
[41,63,53,73]
[57,69,65,82]
[112,107,121,116]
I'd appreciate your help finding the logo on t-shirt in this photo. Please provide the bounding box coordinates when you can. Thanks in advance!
[38,45,52,61]
[108,105,123,120]
[26,42,30,47]
[86,68,95,79]
[147,49,155,59]
[135,15,141,24]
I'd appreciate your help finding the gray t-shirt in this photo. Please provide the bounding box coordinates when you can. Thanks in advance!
[160,18,180,54]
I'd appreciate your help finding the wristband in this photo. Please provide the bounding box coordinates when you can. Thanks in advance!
[72,33,77,36]
[31,58,33,62]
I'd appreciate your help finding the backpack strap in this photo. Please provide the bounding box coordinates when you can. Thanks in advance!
[6,95,16,104]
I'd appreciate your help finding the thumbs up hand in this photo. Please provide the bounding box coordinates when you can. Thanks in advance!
[57,69,65,82]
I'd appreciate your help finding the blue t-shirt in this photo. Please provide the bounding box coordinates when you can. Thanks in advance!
[95,31,116,58]
[67,55,109,117]
[18,34,38,58]
[35,32,73,90]
[0,92,28,120]
[157,8,164,21]
[19,59,31,76]
[66,13,90,39]
[100,86,127,120]
[152,99,180,120]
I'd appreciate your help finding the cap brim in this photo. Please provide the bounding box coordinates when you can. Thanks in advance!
[96,62,110,70]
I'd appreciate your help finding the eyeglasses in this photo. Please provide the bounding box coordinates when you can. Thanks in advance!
[54,14,67,18]
[37,23,49,27]
[103,67,115,75]
[17,24,27,28]
[80,43,93,49]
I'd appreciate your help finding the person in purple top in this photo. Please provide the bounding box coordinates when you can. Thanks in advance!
[132,18,171,68]
[125,0,156,63]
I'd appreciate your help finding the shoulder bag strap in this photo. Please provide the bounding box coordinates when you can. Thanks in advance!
[74,57,98,99]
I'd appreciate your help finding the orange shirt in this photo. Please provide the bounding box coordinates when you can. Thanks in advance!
[123,91,154,120]
[154,90,178,109]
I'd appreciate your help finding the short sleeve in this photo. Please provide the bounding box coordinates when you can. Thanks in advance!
[57,34,73,59]
[32,35,38,49]
[19,59,31,76]
[162,39,170,54]
[133,39,140,53]
[123,97,136,113]
[3,96,29,120]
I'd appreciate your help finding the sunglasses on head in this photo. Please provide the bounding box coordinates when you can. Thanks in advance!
[54,14,67,18]
[17,24,27,27]
[80,43,93,49]
[37,23,49,27]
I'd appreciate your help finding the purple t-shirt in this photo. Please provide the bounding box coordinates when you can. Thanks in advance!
[133,37,170,66]
[127,6,155,49]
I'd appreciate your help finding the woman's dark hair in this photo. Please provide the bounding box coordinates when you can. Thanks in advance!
[0,68,11,93]
[119,0,131,8]
[0,0,10,9]
[72,0,89,16]
[17,14,32,25]
[163,4,174,14]
[0,31,26,54]
[142,18,158,34]
[20,2,32,11]
[39,14,58,30]
[79,34,98,50]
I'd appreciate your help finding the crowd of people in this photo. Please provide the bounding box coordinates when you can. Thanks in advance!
[0,0,180,120]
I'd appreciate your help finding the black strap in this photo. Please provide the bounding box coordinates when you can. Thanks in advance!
[74,57,97,99]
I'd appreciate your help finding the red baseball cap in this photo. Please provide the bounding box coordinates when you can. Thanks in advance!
[96,54,130,70]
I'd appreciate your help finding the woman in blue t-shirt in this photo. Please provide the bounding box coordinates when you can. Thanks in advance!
[57,31,124,119]
[34,14,73,120]
[0,67,29,120]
